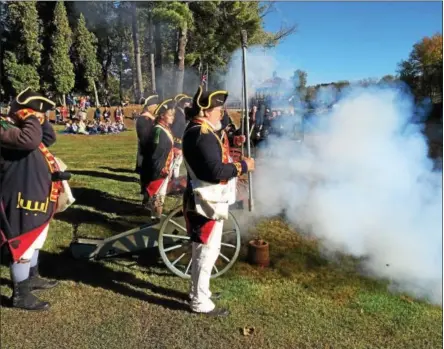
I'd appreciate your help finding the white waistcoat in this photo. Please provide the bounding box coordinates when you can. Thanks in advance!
[184,124,237,221]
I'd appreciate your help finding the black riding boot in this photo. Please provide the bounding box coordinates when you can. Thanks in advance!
[29,265,59,291]
[12,279,50,311]
[142,191,150,208]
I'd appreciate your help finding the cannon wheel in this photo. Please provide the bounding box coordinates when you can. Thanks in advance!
[158,205,241,279]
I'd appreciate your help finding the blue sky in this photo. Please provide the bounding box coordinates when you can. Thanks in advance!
[263,1,443,85]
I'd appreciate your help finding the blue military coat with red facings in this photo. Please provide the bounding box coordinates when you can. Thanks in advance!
[141,121,175,196]
[182,119,248,244]
[0,113,60,260]
[171,107,187,150]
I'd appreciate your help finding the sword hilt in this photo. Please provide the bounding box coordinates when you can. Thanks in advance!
[52,171,72,182]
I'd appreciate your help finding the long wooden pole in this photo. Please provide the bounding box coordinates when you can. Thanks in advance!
[241,30,254,212]
[241,61,245,155]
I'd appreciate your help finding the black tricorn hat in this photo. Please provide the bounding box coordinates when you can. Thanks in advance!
[143,95,159,107]
[9,87,56,114]
[174,93,192,108]
[154,98,177,116]
[174,93,188,101]
[193,85,228,110]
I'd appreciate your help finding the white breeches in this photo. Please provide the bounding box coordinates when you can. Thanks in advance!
[172,154,183,179]
[189,220,224,313]
[20,224,49,261]
[158,176,169,197]
[148,176,170,212]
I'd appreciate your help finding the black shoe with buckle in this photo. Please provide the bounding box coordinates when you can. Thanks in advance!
[12,279,50,311]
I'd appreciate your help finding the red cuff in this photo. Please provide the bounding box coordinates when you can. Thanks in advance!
[233,135,246,146]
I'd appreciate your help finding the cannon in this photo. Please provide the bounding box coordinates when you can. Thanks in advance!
[70,152,249,280]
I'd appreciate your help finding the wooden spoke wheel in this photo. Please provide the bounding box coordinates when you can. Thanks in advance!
[158,205,241,279]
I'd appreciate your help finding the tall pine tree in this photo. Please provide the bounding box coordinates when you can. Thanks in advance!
[3,1,42,93]
[50,1,75,106]
[73,13,100,104]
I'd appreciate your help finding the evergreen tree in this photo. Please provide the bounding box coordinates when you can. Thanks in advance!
[74,13,100,98]
[0,1,297,100]
[50,1,75,106]
[3,1,42,93]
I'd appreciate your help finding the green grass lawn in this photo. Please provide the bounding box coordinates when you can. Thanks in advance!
[0,123,442,349]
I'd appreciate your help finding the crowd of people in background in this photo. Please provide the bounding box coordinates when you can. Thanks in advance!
[64,119,127,135]
[0,93,131,137]
[51,98,129,135]
[0,91,304,141]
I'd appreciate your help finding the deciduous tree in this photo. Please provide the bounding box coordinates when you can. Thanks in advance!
[398,33,443,102]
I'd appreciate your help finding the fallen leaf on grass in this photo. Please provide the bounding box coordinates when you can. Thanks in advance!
[400,295,414,304]
[241,326,255,336]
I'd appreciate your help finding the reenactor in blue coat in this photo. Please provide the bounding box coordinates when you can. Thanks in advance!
[182,86,255,317]
[0,88,63,311]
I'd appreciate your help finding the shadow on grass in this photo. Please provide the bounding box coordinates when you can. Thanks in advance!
[70,170,138,183]
[54,206,144,234]
[69,187,147,217]
[99,166,136,174]
[1,249,191,313]
[269,244,387,303]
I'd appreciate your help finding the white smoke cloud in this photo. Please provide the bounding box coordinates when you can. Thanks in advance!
[225,48,443,305]
[224,46,282,102]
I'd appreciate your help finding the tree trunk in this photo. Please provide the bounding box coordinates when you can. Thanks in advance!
[154,21,163,97]
[119,35,124,103]
[150,54,156,93]
[62,94,66,107]
[93,80,100,107]
[119,58,123,103]
[206,63,209,91]
[131,2,143,102]
[148,12,156,94]
[175,25,188,95]
[104,51,112,92]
